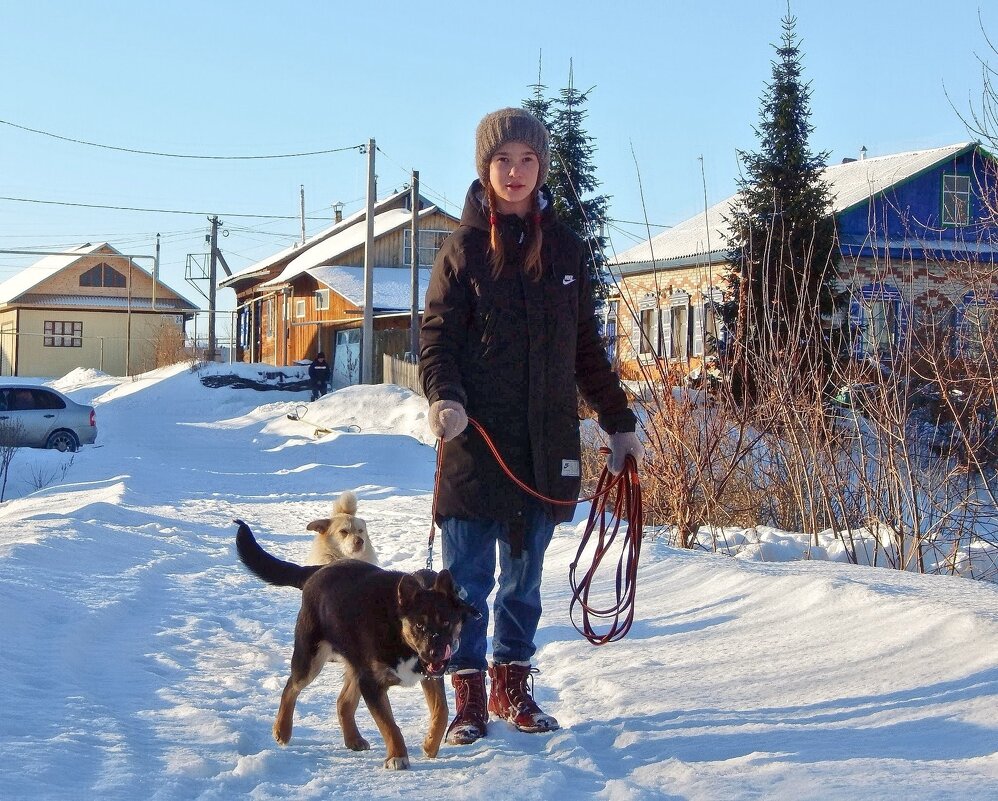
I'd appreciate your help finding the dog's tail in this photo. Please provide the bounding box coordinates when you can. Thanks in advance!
[235,520,322,590]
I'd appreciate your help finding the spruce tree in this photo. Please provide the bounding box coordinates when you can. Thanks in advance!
[524,60,610,298]
[721,11,844,401]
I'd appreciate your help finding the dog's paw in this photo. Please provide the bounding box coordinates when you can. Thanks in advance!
[273,721,292,746]
[422,737,441,759]
[344,735,371,752]
[384,756,410,770]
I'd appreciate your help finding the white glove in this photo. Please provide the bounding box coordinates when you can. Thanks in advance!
[428,400,468,442]
[607,431,644,474]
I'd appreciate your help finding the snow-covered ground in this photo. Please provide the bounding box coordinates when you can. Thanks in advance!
[1,363,996,800]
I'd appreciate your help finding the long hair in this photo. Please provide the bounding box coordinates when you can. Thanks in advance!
[485,183,544,281]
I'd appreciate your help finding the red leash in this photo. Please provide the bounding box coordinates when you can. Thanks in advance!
[427,416,643,645]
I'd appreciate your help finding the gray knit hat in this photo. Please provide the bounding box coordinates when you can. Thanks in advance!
[475,107,550,189]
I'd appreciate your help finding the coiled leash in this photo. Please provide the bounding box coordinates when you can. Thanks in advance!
[427,417,643,645]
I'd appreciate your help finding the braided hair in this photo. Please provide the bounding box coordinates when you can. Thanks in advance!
[485,182,544,281]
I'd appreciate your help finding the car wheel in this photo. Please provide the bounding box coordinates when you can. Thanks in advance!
[46,430,80,452]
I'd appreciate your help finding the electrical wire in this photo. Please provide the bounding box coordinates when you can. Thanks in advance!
[0,117,364,160]
[0,194,332,220]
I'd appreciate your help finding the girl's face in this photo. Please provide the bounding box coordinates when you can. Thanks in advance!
[488,141,540,217]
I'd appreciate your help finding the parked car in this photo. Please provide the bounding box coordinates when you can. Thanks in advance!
[0,385,97,452]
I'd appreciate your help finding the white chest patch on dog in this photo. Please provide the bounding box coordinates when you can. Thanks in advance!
[391,656,423,687]
[561,459,580,477]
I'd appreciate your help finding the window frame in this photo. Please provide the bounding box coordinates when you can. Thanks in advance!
[942,173,971,227]
[402,228,452,269]
[43,320,83,348]
[79,262,127,288]
[314,289,330,312]
[294,299,306,319]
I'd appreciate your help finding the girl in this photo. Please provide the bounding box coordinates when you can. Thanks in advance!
[419,107,643,745]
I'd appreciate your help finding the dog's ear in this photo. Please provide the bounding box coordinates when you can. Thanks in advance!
[436,570,482,620]
[306,518,330,533]
[397,574,421,613]
[433,569,456,594]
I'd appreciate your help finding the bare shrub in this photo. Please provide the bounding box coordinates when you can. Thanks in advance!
[152,323,190,368]
[0,419,24,502]
[608,220,998,580]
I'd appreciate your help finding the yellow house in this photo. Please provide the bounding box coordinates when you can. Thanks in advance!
[0,243,199,377]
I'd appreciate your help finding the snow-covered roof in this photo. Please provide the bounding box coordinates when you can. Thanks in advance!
[0,243,105,304]
[220,189,422,288]
[262,206,439,287]
[14,294,196,311]
[611,143,975,269]
[308,265,431,312]
[0,242,198,310]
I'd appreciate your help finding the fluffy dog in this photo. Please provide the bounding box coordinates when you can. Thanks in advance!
[235,520,478,770]
[306,490,378,566]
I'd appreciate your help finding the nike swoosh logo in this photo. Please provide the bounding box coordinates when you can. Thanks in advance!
[562,275,576,285]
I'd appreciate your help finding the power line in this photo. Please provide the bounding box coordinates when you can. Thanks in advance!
[0,194,335,220]
[0,117,364,160]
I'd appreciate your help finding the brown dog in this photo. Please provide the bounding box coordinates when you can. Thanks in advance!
[235,520,478,769]
[306,490,378,566]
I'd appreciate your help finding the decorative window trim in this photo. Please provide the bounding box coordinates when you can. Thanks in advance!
[44,320,83,347]
[634,293,659,362]
[851,283,909,359]
[662,290,691,361]
[693,288,725,357]
[315,289,330,311]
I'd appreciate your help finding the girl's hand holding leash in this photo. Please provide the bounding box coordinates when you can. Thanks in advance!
[428,400,468,441]
[608,432,644,474]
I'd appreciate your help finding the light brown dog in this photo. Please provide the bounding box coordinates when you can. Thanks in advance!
[306,490,379,566]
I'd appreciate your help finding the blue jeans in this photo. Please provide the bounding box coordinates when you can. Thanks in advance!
[441,505,555,670]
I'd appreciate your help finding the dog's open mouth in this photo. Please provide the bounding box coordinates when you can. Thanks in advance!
[422,644,452,677]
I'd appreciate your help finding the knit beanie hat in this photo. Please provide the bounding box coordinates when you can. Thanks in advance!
[475,107,550,189]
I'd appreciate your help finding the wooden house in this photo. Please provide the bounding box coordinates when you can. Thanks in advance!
[609,142,998,376]
[220,189,460,383]
[0,243,198,377]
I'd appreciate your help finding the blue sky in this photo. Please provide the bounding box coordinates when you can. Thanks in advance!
[0,1,993,310]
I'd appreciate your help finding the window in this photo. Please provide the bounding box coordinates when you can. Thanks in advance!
[294,299,306,319]
[659,291,691,360]
[639,308,656,356]
[633,293,659,360]
[852,284,907,359]
[402,229,452,268]
[264,299,274,339]
[955,292,997,358]
[693,289,725,356]
[602,300,618,360]
[315,289,330,311]
[79,262,127,288]
[867,299,899,353]
[943,174,971,226]
[44,320,83,347]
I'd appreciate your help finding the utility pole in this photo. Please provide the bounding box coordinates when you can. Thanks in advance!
[300,185,306,245]
[362,138,376,384]
[153,233,160,310]
[207,215,220,362]
[409,170,420,361]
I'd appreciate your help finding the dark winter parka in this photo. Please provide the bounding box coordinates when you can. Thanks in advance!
[420,181,636,526]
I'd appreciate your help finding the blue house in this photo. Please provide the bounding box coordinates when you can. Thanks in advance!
[609,142,998,371]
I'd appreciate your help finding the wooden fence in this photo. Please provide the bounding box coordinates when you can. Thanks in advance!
[382,354,423,396]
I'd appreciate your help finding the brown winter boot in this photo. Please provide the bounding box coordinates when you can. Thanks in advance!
[487,662,560,733]
[445,669,488,745]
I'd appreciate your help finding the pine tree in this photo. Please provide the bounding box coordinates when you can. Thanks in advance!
[524,60,610,299]
[721,11,844,401]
